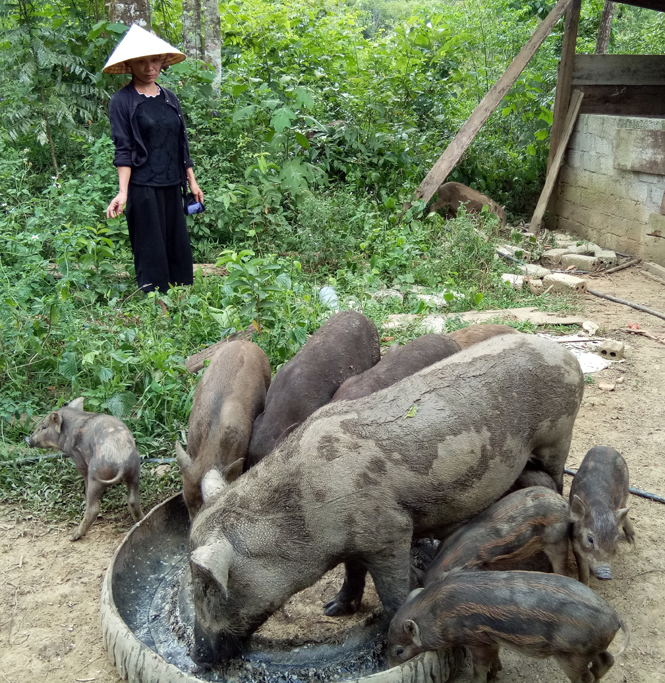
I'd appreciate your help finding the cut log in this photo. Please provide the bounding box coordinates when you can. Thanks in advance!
[531,89,584,233]
[413,0,574,205]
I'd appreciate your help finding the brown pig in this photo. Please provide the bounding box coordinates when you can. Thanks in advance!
[445,323,519,350]
[26,398,143,540]
[388,570,628,682]
[422,487,571,585]
[430,182,507,227]
[331,334,460,403]
[176,340,271,519]
[569,446,635,584]
[187,334,583,666]
[247,310,380,466]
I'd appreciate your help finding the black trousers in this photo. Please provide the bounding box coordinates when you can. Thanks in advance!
[126,183,194,293]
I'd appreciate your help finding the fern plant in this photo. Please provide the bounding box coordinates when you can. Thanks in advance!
[0,0,109,177]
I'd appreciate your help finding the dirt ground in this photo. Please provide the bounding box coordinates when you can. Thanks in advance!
[1,267,664,683]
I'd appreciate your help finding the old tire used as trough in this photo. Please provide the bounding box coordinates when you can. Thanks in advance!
[100,493,463,683]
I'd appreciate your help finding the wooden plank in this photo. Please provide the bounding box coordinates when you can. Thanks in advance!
[614,129,665,175]
[573,54,665,86]
[413,0,574,205]
[531,90,584,233]
[548,0,582,170]
[577,84,665,115]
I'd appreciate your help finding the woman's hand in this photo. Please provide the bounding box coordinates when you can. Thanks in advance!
[188,178,204,204]
[106,191,128,219]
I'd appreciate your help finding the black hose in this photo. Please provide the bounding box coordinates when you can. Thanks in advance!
[565,467,665,504]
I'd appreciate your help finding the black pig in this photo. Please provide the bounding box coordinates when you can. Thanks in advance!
[247,310,380,466]
[331,334,460,402]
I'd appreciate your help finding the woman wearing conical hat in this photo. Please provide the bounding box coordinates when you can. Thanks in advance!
[104,25,203,310]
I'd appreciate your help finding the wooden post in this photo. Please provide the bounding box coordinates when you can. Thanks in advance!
[547,0,582,171]
[414,0,574,206]
[530,89,584,233]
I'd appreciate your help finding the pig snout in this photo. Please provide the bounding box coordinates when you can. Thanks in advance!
[592,564,613,580]
[191,623,245,667]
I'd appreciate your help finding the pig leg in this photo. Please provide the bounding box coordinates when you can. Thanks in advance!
[573,548,590,585]
[72,478,105,541]
[590,651,614,680]
[622,517,635,543]
[554,653,594,683]
[532,434,573,493]
[544,539,570,576]
[365,542,413,618]
[126,479,144,522]
[468,644,501,683]
[323,560,367,616]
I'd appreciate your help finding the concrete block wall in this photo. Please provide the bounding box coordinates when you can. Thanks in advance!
[550,115,665,265]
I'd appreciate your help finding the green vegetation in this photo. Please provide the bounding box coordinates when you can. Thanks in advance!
[0,0,659,526]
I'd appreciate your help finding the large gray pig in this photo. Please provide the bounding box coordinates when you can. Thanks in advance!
[188,334,583,666]
[176,340,271,519]
[331,334,460,402]
[247,310,380,466]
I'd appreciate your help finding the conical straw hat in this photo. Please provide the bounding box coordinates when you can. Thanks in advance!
[103,24,185,74]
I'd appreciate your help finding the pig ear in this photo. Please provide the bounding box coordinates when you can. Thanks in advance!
[175,441,193,474]
[48,411,63,434]
[403,619,422,648]
[190,540,233,596]
[67,397,85,411]
[615,507,630,526]
[570,494,588,520]
[201,469,228,503]
[406,587,424,602]
[385,342,400,357]
[223,458,244,483]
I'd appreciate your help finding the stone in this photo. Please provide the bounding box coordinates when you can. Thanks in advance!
[582,320,599,335]
[566,242,599,256]
[643,261,665,280]
[594,249,618,266]
[598,383,616,392]
[499,244,532,260]
[371,289,404,304]
[543,273,588,293]
[561,253,600,271]
[383,314,419,330]
[598,339,625,360]
[519,264,550,278]
[541,248,571,267]
[527,278,544,295]
[502,273,524,289]
[153,464,172,478]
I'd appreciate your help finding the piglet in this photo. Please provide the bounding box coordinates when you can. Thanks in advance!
[388,570,628,683]
[422,487,570,584]
[26,398,143,540]
[570,446,635,584]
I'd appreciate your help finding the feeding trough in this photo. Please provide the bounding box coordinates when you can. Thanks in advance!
[100,493,463,683]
